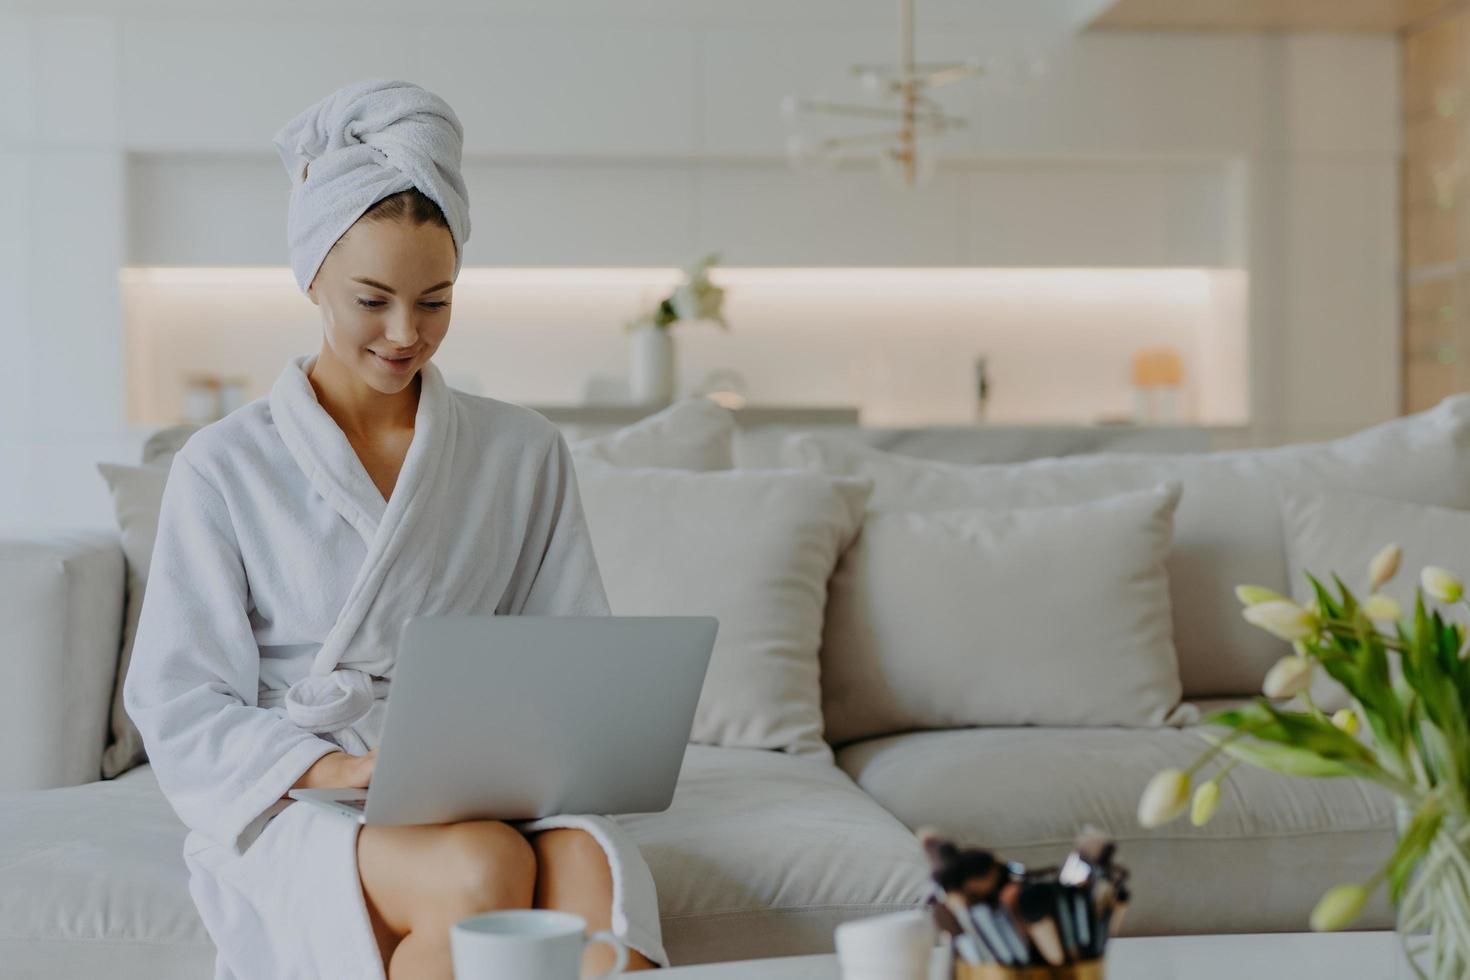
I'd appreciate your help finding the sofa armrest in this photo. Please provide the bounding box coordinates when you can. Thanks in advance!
[0,531,124,790]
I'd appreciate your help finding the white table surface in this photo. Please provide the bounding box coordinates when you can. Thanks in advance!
[660,932,1412,979]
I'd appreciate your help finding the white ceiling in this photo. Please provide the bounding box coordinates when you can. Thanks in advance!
[0,0,1115,34]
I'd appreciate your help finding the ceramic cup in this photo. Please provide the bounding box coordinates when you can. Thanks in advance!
[450,909,628,980]
[834,909,937,980]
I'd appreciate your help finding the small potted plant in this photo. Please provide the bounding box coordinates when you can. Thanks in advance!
[624,253,728,404]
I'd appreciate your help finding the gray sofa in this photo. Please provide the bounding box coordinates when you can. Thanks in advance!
[0,422,1397,979]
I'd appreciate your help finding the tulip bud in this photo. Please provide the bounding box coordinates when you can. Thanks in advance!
[1263,655,1314,699]
[1235,585,1287,607]
[1423,567,1465,604]
[1190,780,1220,827]
[1243,599,1319,642]
[1362,594,1402,622]
[1369,544,1402,591]
[1332,708,1360,736]
[1310,883,1369,932]
[1137,768,1191,829]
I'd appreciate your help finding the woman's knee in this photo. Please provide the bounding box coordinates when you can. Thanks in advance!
[531,828,608,879]
[439,820,538,913]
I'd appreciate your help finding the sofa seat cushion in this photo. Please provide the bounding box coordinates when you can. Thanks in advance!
[622,744,930,964]
[836,725,1396,936]
[0,765,214,980]
[1,749,930,973]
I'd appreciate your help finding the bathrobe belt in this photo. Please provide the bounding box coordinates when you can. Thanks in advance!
[258,668,391,751]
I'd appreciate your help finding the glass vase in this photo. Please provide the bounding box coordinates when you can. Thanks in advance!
[1399,809,1470,979]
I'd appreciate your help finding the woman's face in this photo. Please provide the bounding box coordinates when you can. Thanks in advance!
[307,217,457,396]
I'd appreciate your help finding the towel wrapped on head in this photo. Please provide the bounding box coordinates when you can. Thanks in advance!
[272,78,472,295]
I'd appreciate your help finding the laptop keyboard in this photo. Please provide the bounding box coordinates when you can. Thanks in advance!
[339,798,367,812]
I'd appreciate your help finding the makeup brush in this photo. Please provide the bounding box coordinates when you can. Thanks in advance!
[928,896,963,940]
[1052,881,1079,961]
[1110,882,1131,939]
[995,880,1036,965]
[1017,882,1066,966]
[968,901,1019,966]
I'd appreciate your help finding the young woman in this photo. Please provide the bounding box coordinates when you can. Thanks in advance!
[123,79,667,980]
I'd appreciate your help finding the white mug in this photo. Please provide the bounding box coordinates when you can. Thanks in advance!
[451,909,628,980]
[834,909,936,980]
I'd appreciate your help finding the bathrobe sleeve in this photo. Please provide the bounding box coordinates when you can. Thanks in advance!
[498,429,611,617]
[123,450,341,855]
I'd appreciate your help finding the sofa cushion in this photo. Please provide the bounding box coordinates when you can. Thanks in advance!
[577,466,874,761]
[786,394,1470,698]
[0,766,214,980]
[0,531,125,792]
[572,396,736,471]
[0,748,929,973]
[622,744,930,965]
[835,723,1396,936]
[820,484,1193,745]
[94,463,174,780]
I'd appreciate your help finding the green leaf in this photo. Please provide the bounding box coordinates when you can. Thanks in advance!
[1387,803,1444,903]
[1211,736,1360,778]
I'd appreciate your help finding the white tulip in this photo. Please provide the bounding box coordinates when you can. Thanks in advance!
[1422,567,1465,604]
[1263,655,1314,699]
[1137,768,1191,828]
[1363,594,1402,622]
[1369,544,1402,591]
[1235,584,1287,607]
[1243,599,1319,642]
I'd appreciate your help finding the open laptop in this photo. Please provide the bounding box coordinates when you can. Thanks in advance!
[287,614,718,826]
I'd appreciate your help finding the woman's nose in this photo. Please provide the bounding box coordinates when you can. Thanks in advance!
[383,314,419,348]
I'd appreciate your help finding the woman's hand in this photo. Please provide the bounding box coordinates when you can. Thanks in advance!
[291,748,377,791]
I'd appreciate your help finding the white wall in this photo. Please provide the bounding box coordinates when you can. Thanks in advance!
[0,6,1401,532]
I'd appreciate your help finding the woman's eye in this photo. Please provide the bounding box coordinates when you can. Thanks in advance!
[356,298,385,308]
[424,301,449,310]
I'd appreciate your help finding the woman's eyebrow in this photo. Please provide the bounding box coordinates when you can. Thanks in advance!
[351,276,453,295]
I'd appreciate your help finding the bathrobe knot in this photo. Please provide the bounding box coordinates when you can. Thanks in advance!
[281,669,388,745]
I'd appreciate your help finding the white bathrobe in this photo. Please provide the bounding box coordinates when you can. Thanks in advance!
[122,352,669,979]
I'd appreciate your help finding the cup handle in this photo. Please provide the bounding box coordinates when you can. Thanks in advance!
[583,929,630,979]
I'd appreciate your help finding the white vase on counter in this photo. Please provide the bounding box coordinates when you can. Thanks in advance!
[629,321,674,404]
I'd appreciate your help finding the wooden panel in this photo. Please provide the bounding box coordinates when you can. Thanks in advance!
[1404,114,1463,206]
[1406,200,1463,267]
[1093,0,1462,32]
[1406,357,1464,411]
[1405,11,1468,119]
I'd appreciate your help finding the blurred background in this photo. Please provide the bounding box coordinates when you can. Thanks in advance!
[1,0,1455,531]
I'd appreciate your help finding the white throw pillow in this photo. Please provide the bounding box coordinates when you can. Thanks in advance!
[571,396,735,471]
[1280,488,1470,711]
[94,461,174,778]
[784,395,1470,698]
[575,463,873,762]
[820,484,1195,745]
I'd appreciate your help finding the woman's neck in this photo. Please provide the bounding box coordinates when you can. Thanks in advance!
[306,347,420,440]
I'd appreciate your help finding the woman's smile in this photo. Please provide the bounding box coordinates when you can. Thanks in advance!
[370,349,417,372]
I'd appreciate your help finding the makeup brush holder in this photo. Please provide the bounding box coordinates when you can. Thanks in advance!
[955,959,1104,980]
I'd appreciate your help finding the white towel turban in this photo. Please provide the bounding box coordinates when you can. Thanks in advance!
[272,78,472,296]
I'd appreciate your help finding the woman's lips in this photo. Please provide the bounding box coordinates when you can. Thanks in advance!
[372,351,416,371]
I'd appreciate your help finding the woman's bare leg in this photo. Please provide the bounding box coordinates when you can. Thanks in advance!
[529,828,661,974]
[357,820,538,979]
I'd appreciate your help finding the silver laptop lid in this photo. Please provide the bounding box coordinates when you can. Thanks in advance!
[364,614,717,826]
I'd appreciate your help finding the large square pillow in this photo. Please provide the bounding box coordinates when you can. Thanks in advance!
[575,463,873,762]
[820,484,1195,745]
[1280,488,1470,711]
[783,395,1470,698]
